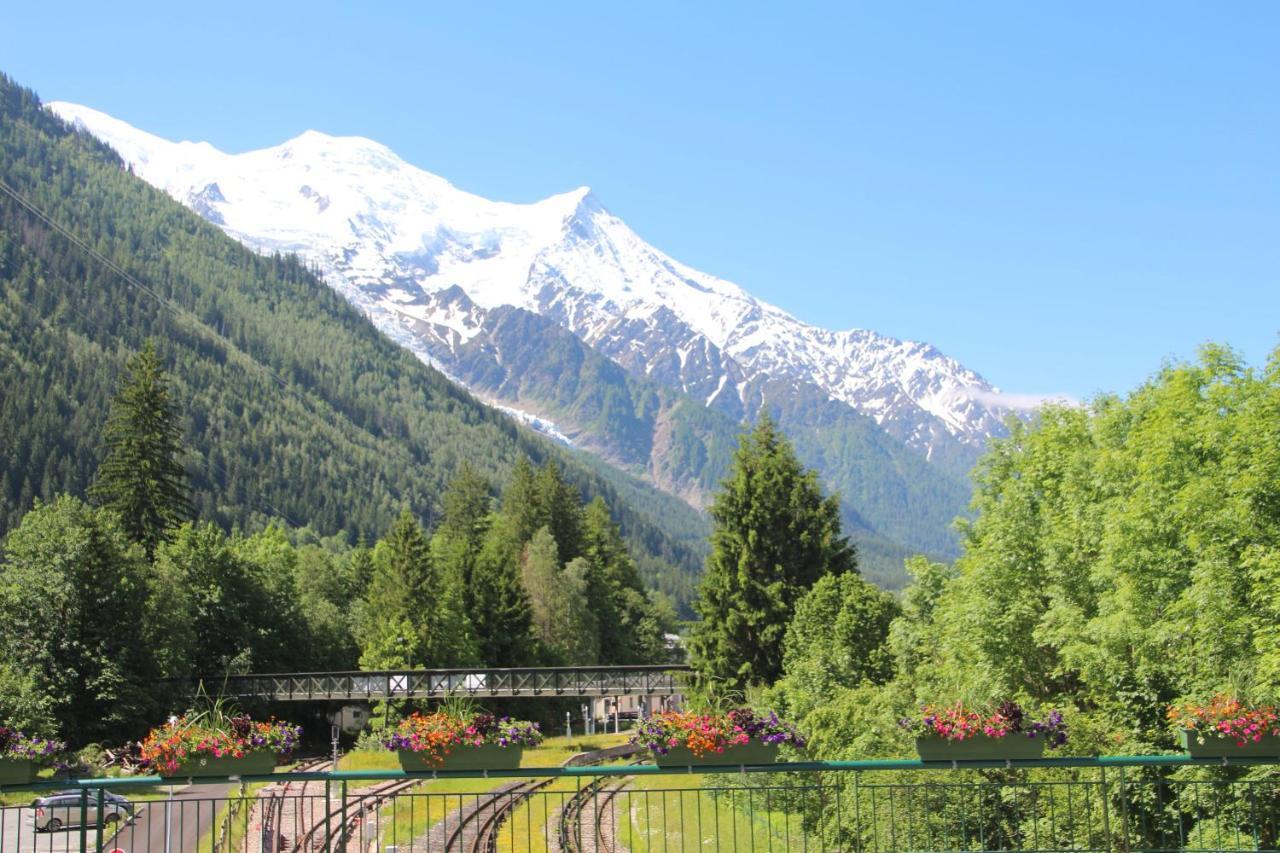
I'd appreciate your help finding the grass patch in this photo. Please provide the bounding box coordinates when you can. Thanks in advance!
[617,774,811,852]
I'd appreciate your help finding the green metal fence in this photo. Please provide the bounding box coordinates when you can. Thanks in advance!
[1,756,1276,852]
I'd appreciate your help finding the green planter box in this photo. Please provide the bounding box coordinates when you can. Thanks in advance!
[1180,729,1280,758]
[398,744,525,772]
[162,749,278,778]
[915,735,1046,762]
[653,743,780,767]
[0,758,35,785]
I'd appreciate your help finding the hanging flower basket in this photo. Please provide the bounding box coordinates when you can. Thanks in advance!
[652,742,781,767]
[1170,697,1280,758]
[1179,729,1280,758]
[142,714,301,778]
[900,702,1067,761]
[0,758,35,786]
[0,727,63,785]
[398,742,526,771]
[632,708,803,767]
[914,735,1046,761]
[386,712,541,772]
[165,749,279,778]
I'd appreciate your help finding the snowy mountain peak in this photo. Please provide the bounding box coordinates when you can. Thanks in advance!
[48,100,1052,462]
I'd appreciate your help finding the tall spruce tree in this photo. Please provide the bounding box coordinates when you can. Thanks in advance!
[90,340,192,556]
[470,514,535,665]
[689,413,856,691]
[434,464,495,622]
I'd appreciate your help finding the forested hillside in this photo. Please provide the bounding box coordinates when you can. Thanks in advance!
[0,74,706,609]
[444,302,966,587]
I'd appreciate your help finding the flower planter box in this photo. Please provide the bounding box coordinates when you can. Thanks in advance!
[398,744,525,772]
[915,735,1046,762]
[653,743,780,767]
[1180,729,1280,758]
[162,750,278,778]
[0,758,35,785]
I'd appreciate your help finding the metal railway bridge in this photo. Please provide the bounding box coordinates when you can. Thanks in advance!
[183,664,690,702]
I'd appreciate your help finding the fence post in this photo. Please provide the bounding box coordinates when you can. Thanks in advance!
[339,779,348,850]
[95,788,105,852]
[853,771,861,852]
[324,777,332,853]
[77,787,88,853]
[1099,766,1111,852]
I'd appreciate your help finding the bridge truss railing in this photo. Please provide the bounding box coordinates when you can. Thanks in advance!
[1,755,1276,851]
[180,664,691,701]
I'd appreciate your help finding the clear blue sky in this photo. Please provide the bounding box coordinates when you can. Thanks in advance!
[4,1,1277,399]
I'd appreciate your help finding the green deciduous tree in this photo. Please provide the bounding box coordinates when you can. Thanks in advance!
[89,341,192,557]
[775,572,900,720]
[0,495,152,742]
[690,413,857,691]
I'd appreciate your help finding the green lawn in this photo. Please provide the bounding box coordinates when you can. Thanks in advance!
[615,774,810,852]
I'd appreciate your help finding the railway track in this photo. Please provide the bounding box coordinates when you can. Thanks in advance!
[439,778,553,852]
[556,768,638,852]
[258,757,331,853]
[291,774,420,852]
[283,743,643,853]
[438,744,644,853]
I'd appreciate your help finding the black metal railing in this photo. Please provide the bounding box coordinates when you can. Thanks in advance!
[178,664,692,701]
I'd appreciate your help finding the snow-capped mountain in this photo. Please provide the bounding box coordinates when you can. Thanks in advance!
[50,101,1045,470]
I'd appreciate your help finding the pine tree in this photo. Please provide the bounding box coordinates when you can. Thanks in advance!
[503,456,542,543]
[689,413,857,691]
[582,496,666,664]
[89,340,192,556]
[435,464,495,622]
[534,460,584,561]
[360,509,438,665]
[471,514,535,665]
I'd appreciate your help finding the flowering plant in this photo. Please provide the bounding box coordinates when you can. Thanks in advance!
[631,708,805,757]
[140,714,301,775]
[1168,696,1280,747]
[0,726,63,763]
[383,712,542,767]
[898,701,1068,749]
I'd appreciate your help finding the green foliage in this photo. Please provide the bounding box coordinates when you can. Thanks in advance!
[773,572,900,720]
[467,513,536,665]
[0,495,152,742]
[89,339,193,556]
[358,509,478,668]
[690,414,858,691]
[768,345,1280,845]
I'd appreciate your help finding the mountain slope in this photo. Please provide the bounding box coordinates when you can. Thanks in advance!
[404,290,969,580]
[50,102,1034,464]
[46,101,1046,573]
[0,74,706,608]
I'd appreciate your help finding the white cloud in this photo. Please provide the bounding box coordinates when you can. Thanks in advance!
[970,389,1080,411]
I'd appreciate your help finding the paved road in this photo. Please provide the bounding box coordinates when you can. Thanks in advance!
[102,784,232,853]
[0,804,128,852]
[1,784,230,853]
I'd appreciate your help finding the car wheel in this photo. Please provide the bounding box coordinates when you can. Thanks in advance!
[102,812,121,824]
[45,817,63,832]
